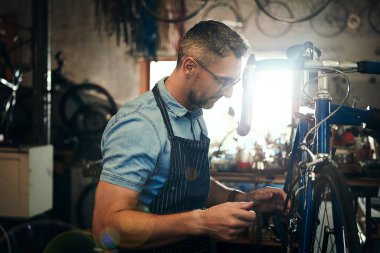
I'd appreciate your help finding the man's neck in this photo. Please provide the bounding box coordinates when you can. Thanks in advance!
[164,73,194,110]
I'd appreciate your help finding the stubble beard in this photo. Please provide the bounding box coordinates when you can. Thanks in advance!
[188,90,219,109]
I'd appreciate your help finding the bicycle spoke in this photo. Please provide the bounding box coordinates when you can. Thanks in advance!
[309,165,361,253]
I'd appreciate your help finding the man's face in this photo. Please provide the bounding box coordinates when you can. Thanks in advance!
[187,54,242,109]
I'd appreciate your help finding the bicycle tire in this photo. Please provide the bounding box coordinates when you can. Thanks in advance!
[309,0,348,38]
[141,0,208,23]
[309,163,361,253]
[59,83,117,135]
[70,105,110,135]
[368,0,380,34]
[255,0,332,23]
[203,2,243,29]
[76,183,96,229]
[255,1,292,37]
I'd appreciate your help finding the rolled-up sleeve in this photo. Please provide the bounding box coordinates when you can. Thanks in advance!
[100,111,162,192]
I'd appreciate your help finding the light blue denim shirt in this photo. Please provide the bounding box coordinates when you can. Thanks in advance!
[100,77,208,205]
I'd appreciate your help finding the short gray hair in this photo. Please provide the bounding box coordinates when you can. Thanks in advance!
[177,20,251,66]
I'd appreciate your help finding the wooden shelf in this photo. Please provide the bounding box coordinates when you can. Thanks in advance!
[211,163,380,187]
[211,168,287,184]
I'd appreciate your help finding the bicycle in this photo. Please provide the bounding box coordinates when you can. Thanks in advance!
[51,52,117,228]
[0,40,22,144]
[237,41,380,252]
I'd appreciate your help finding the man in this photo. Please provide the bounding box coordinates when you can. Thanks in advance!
[93,20,288,252]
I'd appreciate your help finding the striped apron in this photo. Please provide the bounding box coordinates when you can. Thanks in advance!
[120,85,212,253]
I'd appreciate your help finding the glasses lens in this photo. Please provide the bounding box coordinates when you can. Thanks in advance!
[195,58,240,88]
[222,78,241,87]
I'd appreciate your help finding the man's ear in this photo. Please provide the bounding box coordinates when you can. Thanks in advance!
[182,57,196,78]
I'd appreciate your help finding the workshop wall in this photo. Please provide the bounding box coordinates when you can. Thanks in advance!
[1,0,380,107]
[50,0,141,104]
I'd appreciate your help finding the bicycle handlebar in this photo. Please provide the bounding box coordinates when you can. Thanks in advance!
[304,60,380,74]
[253,58,380,74]
[357,61,380,74]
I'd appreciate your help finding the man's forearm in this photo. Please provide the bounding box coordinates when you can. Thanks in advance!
[96,209,204,249]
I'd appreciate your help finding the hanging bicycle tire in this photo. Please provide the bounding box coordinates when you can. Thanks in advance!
[76,183,96,229]
[309,0,348,38]
[309,163,362,253]
[255,1,293,37]
[141,0,208,23]
[203,2,244,29]
[255,0,332,23]
[59,83,117,137]
[368,0,380,35]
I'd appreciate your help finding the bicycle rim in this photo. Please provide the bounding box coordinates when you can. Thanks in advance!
[141,0,208,23]
[310,164,361,253]
[255,0,332,23]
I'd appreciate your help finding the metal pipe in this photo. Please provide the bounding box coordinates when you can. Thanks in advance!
[32,0,51,144]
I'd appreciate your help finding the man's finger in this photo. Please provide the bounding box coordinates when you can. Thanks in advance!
[234,201,254,210]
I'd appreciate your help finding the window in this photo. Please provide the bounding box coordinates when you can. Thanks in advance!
[149,61,177,89]
[148,57,293,148]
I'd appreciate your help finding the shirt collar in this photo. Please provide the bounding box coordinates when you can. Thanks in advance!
[157,77,203,119]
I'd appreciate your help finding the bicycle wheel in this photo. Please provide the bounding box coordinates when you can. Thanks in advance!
[141,0,208,23]
[310,163,361,253]
[309,0,348,38]
[255,0,332,23]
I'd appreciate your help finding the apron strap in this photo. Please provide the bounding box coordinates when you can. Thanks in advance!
[152,85,175,137]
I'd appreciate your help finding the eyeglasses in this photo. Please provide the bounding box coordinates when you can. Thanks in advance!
[193,58,241,89]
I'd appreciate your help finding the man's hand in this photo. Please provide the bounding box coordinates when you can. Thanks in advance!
[241,187,290,213]
[197,201,255,241]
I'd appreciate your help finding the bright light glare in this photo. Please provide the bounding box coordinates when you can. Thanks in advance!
[251,70,293,139]
[150,61,176,89]
[204,69,293,146]
[149,61,293,147]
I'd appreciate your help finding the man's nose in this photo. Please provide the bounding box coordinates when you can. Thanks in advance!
[221,86,234,98]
